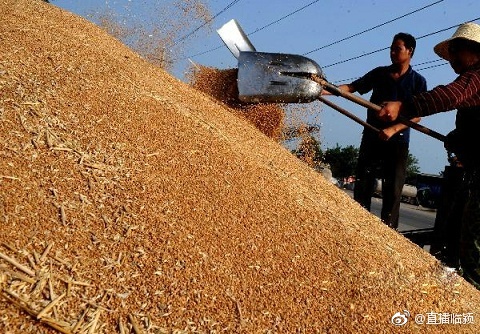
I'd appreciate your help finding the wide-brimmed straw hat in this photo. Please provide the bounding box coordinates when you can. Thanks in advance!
[434,22,480,61]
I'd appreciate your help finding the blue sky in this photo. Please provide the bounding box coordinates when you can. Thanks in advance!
[52,0,479,175]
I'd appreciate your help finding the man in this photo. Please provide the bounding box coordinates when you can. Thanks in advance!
[325,33,427,229]
[379,22,480,289]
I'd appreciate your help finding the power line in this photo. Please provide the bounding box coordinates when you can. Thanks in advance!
[183,0,442,61]
[181,0,478,78]
[323,17,480,69]
[186,45,225,59]
[415,20,478,40]
[181,0,321,60]
[414,59,444,67]
[415,62,449,72]
[247,0,321,36]
[184,0,440,61]
[172,0,242,46]
[323,46,389,69]
[303,0,444,56]
[332,61,448,84]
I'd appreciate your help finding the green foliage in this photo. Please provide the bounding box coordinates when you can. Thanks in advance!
[291,139,421,181]
[406,153,420,183]
[323,144,420,181]
[323,144,359,178]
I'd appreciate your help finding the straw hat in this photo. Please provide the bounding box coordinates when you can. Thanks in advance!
[434,22,480,61]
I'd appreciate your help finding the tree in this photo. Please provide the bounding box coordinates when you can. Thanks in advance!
[323,144,420,182]
[406,153,420,183]
[323,144,359,179]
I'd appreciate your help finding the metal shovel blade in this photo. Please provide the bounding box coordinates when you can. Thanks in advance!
[237,51,323,103]
[217,19,256,58]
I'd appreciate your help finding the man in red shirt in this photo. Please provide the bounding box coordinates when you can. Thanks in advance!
[379,22,480,289]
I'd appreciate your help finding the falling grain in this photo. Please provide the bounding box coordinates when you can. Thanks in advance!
[189,66,285,140]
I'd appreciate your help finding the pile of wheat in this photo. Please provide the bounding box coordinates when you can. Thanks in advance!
[0,1,479,333]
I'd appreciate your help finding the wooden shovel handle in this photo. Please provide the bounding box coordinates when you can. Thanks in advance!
[314,75,446,142]
[318,97,380,133]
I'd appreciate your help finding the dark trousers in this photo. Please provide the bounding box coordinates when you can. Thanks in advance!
[459,171,480,290]
[430,166,466,268]
[354,136,408,229]
[429,167,480,290]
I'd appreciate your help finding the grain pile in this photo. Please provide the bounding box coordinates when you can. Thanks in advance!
[189,66,285,140]
[0,1,479,333]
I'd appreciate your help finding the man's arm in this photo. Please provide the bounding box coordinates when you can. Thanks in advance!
[379,117,421,141]
[321,84,356,95]
[379,69,480,121]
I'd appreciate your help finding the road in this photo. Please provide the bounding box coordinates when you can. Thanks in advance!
[342,190,437,232]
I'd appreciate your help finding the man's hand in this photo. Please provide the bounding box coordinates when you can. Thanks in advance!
[379,128,397,141]
[378,101,402,121]
[378,116,421,141]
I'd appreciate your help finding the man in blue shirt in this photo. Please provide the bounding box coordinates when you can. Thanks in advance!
[333,33,427,229]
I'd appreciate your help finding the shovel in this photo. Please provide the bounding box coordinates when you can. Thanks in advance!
[237,51,446,142]
[217,22,381,134]
[216,20,443,141]
[217,19,256,58]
